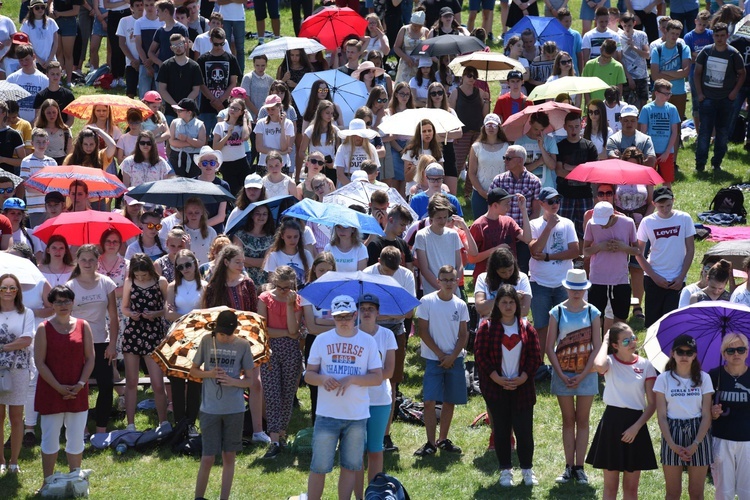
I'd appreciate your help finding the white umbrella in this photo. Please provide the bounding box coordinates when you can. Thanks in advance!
[448,52,526,82]
[0,81,32,102]
[323,181,419,222]
[528,76,612,101]
[248,36,326,60]
[0,253,46,285]
[377,108,464,136]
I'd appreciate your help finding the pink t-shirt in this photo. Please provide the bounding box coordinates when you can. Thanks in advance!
[259,290,301,330]
[583,215,637,286]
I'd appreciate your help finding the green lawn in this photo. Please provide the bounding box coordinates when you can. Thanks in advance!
[0,0,744,498]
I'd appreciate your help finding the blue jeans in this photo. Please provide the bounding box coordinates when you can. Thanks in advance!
[199,113,218,140]
[696,97,734,169]
[223,20,246,74]
[471,189,488,220]
[400,0,413,25]
[670,8,698,36]
[728,86,750,145]
[310,416,367,473]
[138,64,156,99]
[530,282,568,329]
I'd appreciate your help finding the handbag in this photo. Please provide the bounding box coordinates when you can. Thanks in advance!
[38,468,92,498]
[0,367,11,393]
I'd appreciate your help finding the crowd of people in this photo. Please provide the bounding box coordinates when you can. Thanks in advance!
[0,0,749,498]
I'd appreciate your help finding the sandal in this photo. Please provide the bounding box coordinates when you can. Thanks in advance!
[633,306,645,320]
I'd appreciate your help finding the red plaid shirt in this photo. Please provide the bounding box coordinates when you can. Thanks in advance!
[489,169,541,227]
[474,317,541,410]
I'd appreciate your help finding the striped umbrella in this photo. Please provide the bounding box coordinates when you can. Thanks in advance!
[25,165,127,199]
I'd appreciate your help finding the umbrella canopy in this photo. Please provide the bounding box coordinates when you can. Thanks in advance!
[127,177,235,209]
[34,211,142,246]
[410,35,486,57]
[292,70,368,127]
[448,52,526,82]
[378,108,464,136]
[731,13,750,41]
[63,95,154,123]
[643,301,750,373]
[151,306,270,381]
[501,101,581,141]
[299,271,420,316]
[25,165,128,199]
[0,170,23,189]
[224,195,298,236]
[528,76,612,101]
[249,36,326,60]
[0,81,31,102]
[282,198,385,236]
[704,240,750,270]
[299,7,368,51]
[0,253,46,285]
[323,182,419,222]
[503,16,574,55]
[566,159,665,186]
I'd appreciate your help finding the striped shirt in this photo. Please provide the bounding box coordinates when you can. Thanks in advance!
[20,154,58,214]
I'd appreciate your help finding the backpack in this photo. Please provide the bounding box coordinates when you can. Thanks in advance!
[291,427,314,455]
[656,42,685,71]
[710,187,747,217]
[365,472,411,500]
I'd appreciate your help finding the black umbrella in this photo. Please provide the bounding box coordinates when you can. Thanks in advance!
[704,240,750,271]
[127,177,235,208]
[410,35,486,57]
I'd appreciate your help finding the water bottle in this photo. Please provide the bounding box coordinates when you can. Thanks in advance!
[115,443,127,455]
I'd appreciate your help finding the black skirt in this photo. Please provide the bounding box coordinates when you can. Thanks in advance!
[586,405,658,472]
[442,142,457,178]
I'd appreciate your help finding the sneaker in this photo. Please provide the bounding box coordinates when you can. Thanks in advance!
[413,441,437,456]
[696,164,705,172]
[521,468,538,486]
[125,424,137,432]
[487,432,495,451]
[573,467,589,484]
[263,442,281,459]
[0,464,5,474]
[8,464,20,473]
[436,438,462,453]
[22,431,36,448]
[383,435,398,452]
[156,421,172,435]
[187,424,199,438]
[555,466,572,483]
[498,469,513,487]
[252,431,272,444]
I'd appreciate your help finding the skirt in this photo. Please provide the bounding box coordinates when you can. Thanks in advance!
[586,405,658,472]
[0,368,30,406]
[661,416,713,467]
[442,142,457,178]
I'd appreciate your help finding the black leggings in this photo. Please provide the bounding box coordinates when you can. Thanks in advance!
[290,0,313,36]
[107,8,131,78]
[304,334,319,425]
[93,343,114,428]
[169,376,201,425]
[485,396,534,470]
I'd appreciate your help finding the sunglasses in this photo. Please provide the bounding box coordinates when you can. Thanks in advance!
[364,121,372,126]
[464,74,477,79]
[212,41,225,46]
[545,197,561,205]
[308,158,325,165]
[427,176,444,182]
[201,160,218,167]
[597,190,614,197]
[376,98,388,103]
[145,223,162,230]
[53,299,73,306]
[313,183,327,190]
[675,348,696,357]
[588,109,600,115]
[560,59,572,65]
[317,87,329,93]
[175,261,194,272]
[0,187,13,194]
[139,141,153,146]
[429,90,445,97]
[0,286,18,292]
[502,155,519,161]
[725,347,748,355]
[171,42,185,48]
[33,5,45,10]
[620,335,637,346]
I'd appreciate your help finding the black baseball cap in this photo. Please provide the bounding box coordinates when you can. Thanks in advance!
[487,188,514,205]
[653,187,674,202]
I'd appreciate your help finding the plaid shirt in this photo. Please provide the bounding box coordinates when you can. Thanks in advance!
[489,169,541,227]
[474,317,541,411]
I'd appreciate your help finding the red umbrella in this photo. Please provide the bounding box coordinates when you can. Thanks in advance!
[34,211,141,246]
[501,101,581,141]
[299,7,368,51]
[566,159,665,186]
[25,165,127,199]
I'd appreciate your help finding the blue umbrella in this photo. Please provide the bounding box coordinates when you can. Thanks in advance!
[282,198,385,236]
[291,69,368,127]
[299,271,420,316]
[224,195,298,236]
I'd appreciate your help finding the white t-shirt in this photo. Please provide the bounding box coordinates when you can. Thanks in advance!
[116,15,139,66]
[0,15,16,60]
[602,354,657,410]
[66,276,117,344]
[263,249,313,284]
[606,102,624,133]
[213,121,247,162]
[216,1,244,21]
[653,370,714,419]
[6,69,49,124]
[308,328,381,420]
[501,320,522,378]
[192,32,230,57]
[262,174,295,199]
[335,142,380,175]
[730,283,750,307]
[124,239,165,261]
[362,264,417,298]
[474,272,532,305]
[636,210,696,282]
[253,118,295,166]
[368,326,398,406]
[582,28,621,58]
[304,125,338,160]
[184,225,217,266]
[413,226,462,294]
[679,283,702,308]
[0,308,35,369]
[323,243,368,273]
[528,215,577,288]
[416,291,469,361]
[21,18,59,62]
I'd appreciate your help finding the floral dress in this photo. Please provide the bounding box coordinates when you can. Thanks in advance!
[235,230,274,286]
[122,282,166,356]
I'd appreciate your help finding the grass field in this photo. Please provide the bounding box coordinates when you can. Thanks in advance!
[0,0,744,497]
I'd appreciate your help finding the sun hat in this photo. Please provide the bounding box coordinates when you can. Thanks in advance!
[213,310,239,335]
[538,186,560,202]
[3,198,26,211]
[620,104,639,118]
[29,0,45,7]
[338,118,379,140]
[350,170,369,182]
[418,57,433,69]
[143,91,162,103]
[425,163,444,177]
[562,269,591,290]
[351,61,386,80]
[487,187,514,205]
[172,98,198,115]
[410,11,425,25]
[591,201,614,225]
[331,295,357,316]
[359,293,380,306]
[653,186,674,202]
[244,173,263,189]
[193,146,224,170]
[483,113,501,126]
[262,94,283,109]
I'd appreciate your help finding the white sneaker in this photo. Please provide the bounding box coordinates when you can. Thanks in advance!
[156,421,172,435]
[187,424,199,438]
[252,431,272,444]
[521,468,539,486]
[499,469,513,487]
[125,424,136,432]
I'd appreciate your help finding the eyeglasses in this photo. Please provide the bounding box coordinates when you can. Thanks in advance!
[657,90,672,96]
[313,183,327,190]
[429,90,445,97]
[675,348,696,357]
[376,98,388,103]
[212,41,225,46]
[0,187,13,194]
[139,141,153,146]
[317,87,329,93]
[334,313,355,321]
[228,106,242,112]
[597,190,614,197]
[503,155,518,161]
[427,176,444,182]
[588,109,600,115]
[308,158,325,165]
[0,286,18,292]
[545,197,561,205]
[620,335,637,346]
[145,223,162,230]
[725,347,748,355]
[201,160,218,167]
[560,59,572,65]
[175,261,194,272]
[53,299,73,306]
[396,91,410,98]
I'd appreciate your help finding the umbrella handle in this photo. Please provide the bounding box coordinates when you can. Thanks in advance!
[714,389,731,416]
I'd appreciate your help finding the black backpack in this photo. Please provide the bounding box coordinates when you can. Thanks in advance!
[365,472,411,500]
[710,187,747,217]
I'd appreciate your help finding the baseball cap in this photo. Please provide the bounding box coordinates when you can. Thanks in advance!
[507,70,523,81]
[45,191,65,204]
[230,87,247,99]
[213,310,238,335]
[672,334,697,351]
[418,57,433,69]
[620,104,639,118]
[11,33,30,45]
[358,293,380,307]
[425,163,444,177]
[244,174,263,189]
[591,201,614,225]
[172,98,198,115]
[439,6,454,16]
[483,113,501,127]
[487,188,514,205]
[350,170,369,182]
[538,187,560,202]
[142,91,162,103]
[331,295,357,316]
[3,197,26,211]
[653,186,674,202]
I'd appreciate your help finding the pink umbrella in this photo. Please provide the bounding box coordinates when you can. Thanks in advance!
[566,159,665,186]
[501,101,581,141]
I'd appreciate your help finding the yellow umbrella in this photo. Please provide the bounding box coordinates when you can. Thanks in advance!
[528,76,611,102]
[63,94,154,123]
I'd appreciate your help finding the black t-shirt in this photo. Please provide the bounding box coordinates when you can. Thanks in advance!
[206,176,232,233]
[34,87,75,122]
[366,236,414,267]
[53,0,83,12]
[156,57,204,117]
[709,366,750,441]
[422,0,461,29]
[0,128,24,175]
[556,137,598,199]
[730,37,750,89]
[196,51,241,115]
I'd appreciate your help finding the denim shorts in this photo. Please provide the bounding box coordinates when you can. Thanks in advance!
[310,416,367,473]
[530,282,568,329]
[550,370,599,396]
[580,0,610,20]
[423,358,468,405]
[469,0,494,10]
[200,411,244,456]
[93,8,107,37]
[57,15,78,37]
[365,404,391,453]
